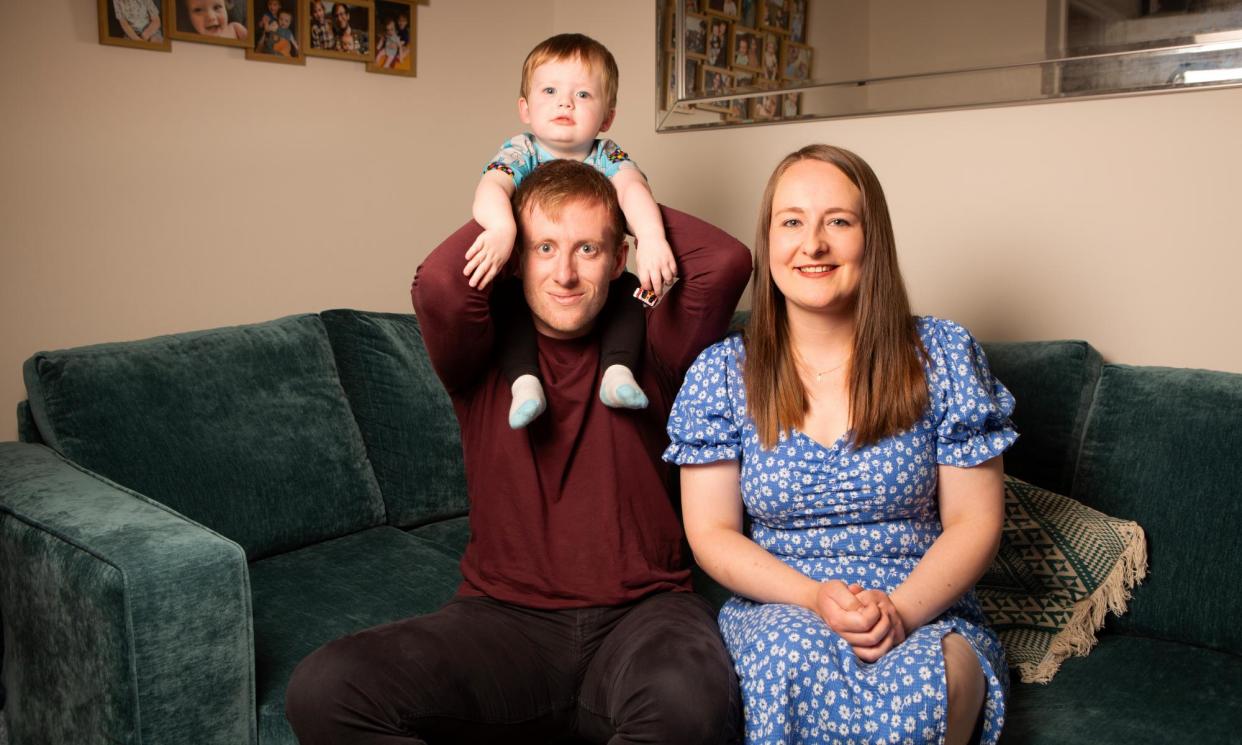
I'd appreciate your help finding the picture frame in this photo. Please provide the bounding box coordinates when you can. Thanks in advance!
[788,0,808,43]
[729,72,755,119]
[760,30,781,81]
[780,38,812,82]
[682,12,709,58]
[664,52,701,110]
[738,0,757,28]
[302,0,372,61]
[366,0,415,76]
[730,26,761,72]
[750,93,781,121]
[758,0,789,35]
[168,0,251,47]
[705,0,740,20]
[698,65,735,113]
[704,16,731,68]
[99,0,172,51]
[781,92,801,118]
[246,0,305,64]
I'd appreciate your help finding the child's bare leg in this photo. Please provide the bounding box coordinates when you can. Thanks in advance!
[942,633,985,745]
[598,272,648,410]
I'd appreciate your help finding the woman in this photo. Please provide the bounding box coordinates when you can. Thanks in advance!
[665,145,1016,745]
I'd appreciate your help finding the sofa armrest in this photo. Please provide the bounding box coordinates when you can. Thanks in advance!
[0,443,256,745]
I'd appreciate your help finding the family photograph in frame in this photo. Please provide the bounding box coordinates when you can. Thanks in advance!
[303,0,371,61]
[698,65,735,113]
[781,38,812,81]
[246,0,304,64]
[731,26,761,71]
[367,0,415,76]
[169,0,250,46]
[682,12,708,57]
[99,0,172,51]
[761,30,780,81]
[750,93,780,121]
[664,53,701,110]
[758,0,789,34]
[705,16,730,67]
[789,0,808,43]
[705,0,739,20]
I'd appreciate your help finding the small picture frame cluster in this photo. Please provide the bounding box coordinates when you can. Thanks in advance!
[662,0,809,122]
[97,0,416,77]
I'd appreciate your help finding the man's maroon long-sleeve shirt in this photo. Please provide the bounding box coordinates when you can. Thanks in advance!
[411,207,751,608]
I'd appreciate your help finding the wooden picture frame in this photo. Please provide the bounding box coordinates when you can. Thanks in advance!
[168,0,251,47]
[705,0,740,20]
[664,52,701,110]
[99,0,172,51]
[750,93,780,121]
[780,38,812,82]
[788,0,808,43]
[781,92,801,118]
[682,12,709,58]
[730,73,755,119]
[758,0,789,35]
[704,16,731,68]
[367,0,416,76]
[698,65,735,113]
[730,26,761,72]
[738,0,758,28]
[760,30,781,82]
[303,0,372,61]
[246,0,305,64]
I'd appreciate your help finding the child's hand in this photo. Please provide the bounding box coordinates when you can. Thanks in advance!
[635,236,678,298]
[463,228,516,289]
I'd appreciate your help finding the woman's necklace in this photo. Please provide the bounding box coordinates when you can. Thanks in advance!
[797,351,850,382]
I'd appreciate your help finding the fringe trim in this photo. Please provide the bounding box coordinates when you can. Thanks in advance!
[1013,522,1148,684]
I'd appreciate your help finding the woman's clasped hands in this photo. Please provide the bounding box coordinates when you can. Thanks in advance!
[814,580,907,663]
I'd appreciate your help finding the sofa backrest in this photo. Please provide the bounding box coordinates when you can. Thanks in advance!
[319,310,468,528]
[22,314,386,560]
[1070,364,1242,654]
[980,340,1102,496]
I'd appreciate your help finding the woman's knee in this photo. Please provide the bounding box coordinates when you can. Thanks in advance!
[941,633,985,742]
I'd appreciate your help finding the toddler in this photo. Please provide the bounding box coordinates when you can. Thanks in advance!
[114,0,163,43]
[184,0,247,40]
[375,16,402,68]
[466,33,678,429]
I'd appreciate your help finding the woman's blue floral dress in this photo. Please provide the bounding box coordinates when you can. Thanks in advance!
[664,317,1018,745]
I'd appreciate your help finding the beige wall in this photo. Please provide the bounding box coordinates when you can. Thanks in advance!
[2,1,1240,442]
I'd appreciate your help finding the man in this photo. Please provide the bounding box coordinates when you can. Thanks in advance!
[286,160,752,743]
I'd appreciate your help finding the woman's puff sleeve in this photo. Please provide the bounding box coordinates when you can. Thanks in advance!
[663,338,743,465]
[926,318,1019,467]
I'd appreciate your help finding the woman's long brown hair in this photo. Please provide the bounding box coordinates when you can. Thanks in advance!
[744,144,927,449]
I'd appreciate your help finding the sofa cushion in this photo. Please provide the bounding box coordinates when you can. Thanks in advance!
[980,341,1101,495]
[22,314,386,560]
[1000,634,1242,744]
[977,476,1146,683]
[1071,364,1242,654]
[248,526,461,745]
[320,310,468,528]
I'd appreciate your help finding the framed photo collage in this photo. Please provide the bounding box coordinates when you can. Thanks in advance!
[98,0,417,77]
[662,0,810,122]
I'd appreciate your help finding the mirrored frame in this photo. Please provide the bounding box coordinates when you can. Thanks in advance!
[657,0,1242,131]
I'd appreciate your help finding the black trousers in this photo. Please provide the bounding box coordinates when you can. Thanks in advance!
[495,272,645,383]
[285,591,741,745]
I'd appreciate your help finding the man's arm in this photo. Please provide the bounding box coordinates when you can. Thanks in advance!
[411,220,495,394]
[647,206,752,377]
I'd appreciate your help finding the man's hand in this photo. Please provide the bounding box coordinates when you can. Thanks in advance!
[463,227,516,289]
[635,236,678,298]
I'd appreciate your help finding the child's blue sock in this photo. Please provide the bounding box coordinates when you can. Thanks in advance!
[599,364,649,410]
[509,374,546,429]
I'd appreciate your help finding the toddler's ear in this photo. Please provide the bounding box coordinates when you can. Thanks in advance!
[518,97,531,124]
[598,109,617,133]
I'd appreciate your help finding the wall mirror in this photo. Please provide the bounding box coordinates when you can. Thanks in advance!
[656,0,1242,131]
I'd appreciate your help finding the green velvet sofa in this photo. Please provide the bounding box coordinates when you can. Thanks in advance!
[1,310,1240,744]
